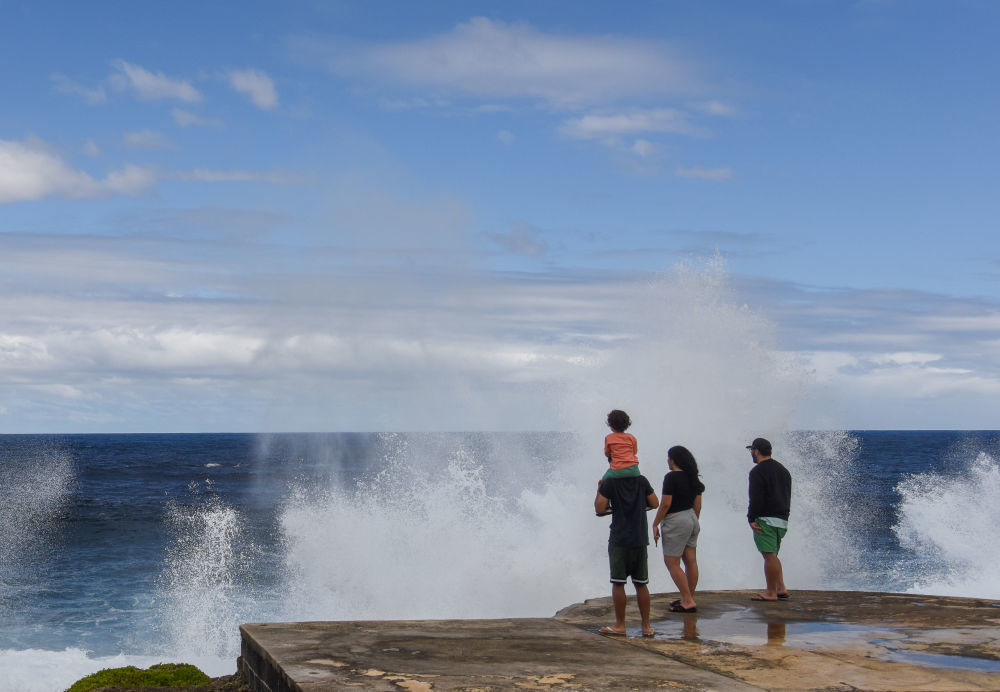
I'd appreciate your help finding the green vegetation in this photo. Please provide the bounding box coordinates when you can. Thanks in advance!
[65,662,211,692]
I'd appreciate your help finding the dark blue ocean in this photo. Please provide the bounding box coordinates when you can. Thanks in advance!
[2,430,999,691]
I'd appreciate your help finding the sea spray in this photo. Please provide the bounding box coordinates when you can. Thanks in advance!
[155,489,264,667]
[278,432,598,620]
[274,263,860,617]
[0,440,72,604]
[0,648,167,692]
[781,430,864,588]
[895,450,1000,598]
[554,262,856,594]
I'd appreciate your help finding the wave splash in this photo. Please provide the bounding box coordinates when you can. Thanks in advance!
[895,450,1000,598]
[154,489,266,667]
[275,263,858,619]
[278,432,595,621]
[0,442,72,607]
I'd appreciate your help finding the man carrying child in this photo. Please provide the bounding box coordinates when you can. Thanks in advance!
[595,445,658,637]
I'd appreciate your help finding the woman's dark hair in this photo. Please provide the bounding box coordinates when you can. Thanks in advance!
[606,409,631,432]
[668,445,705,494]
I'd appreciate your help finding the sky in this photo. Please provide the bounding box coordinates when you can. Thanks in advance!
[1,0,999,433]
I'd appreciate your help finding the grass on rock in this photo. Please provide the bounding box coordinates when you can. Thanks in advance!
[65,663,211,692]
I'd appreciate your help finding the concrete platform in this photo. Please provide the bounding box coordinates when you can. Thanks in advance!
[240,590,1000,691]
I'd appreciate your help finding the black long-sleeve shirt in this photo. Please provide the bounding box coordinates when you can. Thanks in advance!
[747,458,791,523]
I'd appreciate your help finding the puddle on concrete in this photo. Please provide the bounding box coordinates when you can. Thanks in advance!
[650,608,890,648]
[876,647,1000,672]
[648,608,1000,671]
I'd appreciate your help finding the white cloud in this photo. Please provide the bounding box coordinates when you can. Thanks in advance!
[919,314,1000,331]
[4,229,1000,431]
[123,130,171,149]
[227,69,278,110]
[0,138,156,203]
[561,108,707,139]
[103,164,160,194]
[674,166,733,181]
[110,60,202,102]
[28,384,94,400]
[697,100,737,116]
[377,96,451,110]
[869,352,942,366]
[172,108,224,128]
[631,139,654,158]
[799,349,993,403]
[83,140,101,157]
[0,138,292,204]
[324,17,699,108]
[171,169,292,184]
[497,130,516,146]
[51,73,108,104]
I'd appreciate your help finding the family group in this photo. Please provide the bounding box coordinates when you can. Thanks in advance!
[594,409,792,637]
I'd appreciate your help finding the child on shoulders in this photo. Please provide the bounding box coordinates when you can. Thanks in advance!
[603,409,639,481]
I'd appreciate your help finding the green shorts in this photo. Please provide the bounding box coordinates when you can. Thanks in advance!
[753,520,787,554]
[608,544,648,585]
[603,465,640,480]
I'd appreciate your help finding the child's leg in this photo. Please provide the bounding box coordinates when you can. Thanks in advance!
[604,465,640,479]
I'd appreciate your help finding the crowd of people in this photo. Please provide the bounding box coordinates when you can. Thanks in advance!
[594,410,792,637]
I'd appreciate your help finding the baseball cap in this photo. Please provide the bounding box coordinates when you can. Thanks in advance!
[746,438,772,456]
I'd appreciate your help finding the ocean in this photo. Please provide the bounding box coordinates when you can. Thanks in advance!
[2,430,999,691]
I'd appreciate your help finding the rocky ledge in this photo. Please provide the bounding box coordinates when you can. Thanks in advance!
[236,590,1000,691]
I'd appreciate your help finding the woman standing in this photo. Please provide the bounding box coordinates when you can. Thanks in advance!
[652,445,705,613]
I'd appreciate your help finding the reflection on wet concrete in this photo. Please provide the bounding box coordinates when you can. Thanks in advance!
[766,621,785,645]
[656,611,783,646]
[878,647,1000,672]
[652,607,1000,671]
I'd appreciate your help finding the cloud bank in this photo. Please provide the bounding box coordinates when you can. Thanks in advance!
[323,17,699,108]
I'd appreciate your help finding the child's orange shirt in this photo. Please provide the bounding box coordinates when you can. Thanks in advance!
[604,432,638,470]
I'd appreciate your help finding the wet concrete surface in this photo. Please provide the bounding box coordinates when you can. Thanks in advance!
[557,590,1000,691]
[240,590,1000,691]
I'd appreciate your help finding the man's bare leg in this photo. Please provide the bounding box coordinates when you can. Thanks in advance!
[758,552,785,600]
[635,583,653,636]
[607,583,628,633]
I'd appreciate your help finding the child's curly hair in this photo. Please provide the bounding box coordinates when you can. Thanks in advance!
[606,409,631,432]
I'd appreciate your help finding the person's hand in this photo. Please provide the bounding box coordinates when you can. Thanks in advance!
[652,524,660,546]
[750,521,763,534]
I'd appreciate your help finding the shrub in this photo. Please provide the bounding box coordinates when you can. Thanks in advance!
[65,662,211,692]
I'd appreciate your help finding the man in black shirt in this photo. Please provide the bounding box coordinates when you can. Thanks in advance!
[746,437,791,602]
[595,474,659,636]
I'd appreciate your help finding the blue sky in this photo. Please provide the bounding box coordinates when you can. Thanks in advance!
[2,0,999,432]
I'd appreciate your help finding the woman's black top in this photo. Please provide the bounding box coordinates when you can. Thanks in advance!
[662,470,703,514]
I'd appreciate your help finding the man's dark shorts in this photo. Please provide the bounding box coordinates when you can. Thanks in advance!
[608,544,648,585]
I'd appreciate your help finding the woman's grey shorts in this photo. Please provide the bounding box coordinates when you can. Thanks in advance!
[660,509,700,557]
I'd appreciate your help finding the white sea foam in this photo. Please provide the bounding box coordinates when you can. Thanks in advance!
[0,648,232,692]
[895,451,1000,598]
